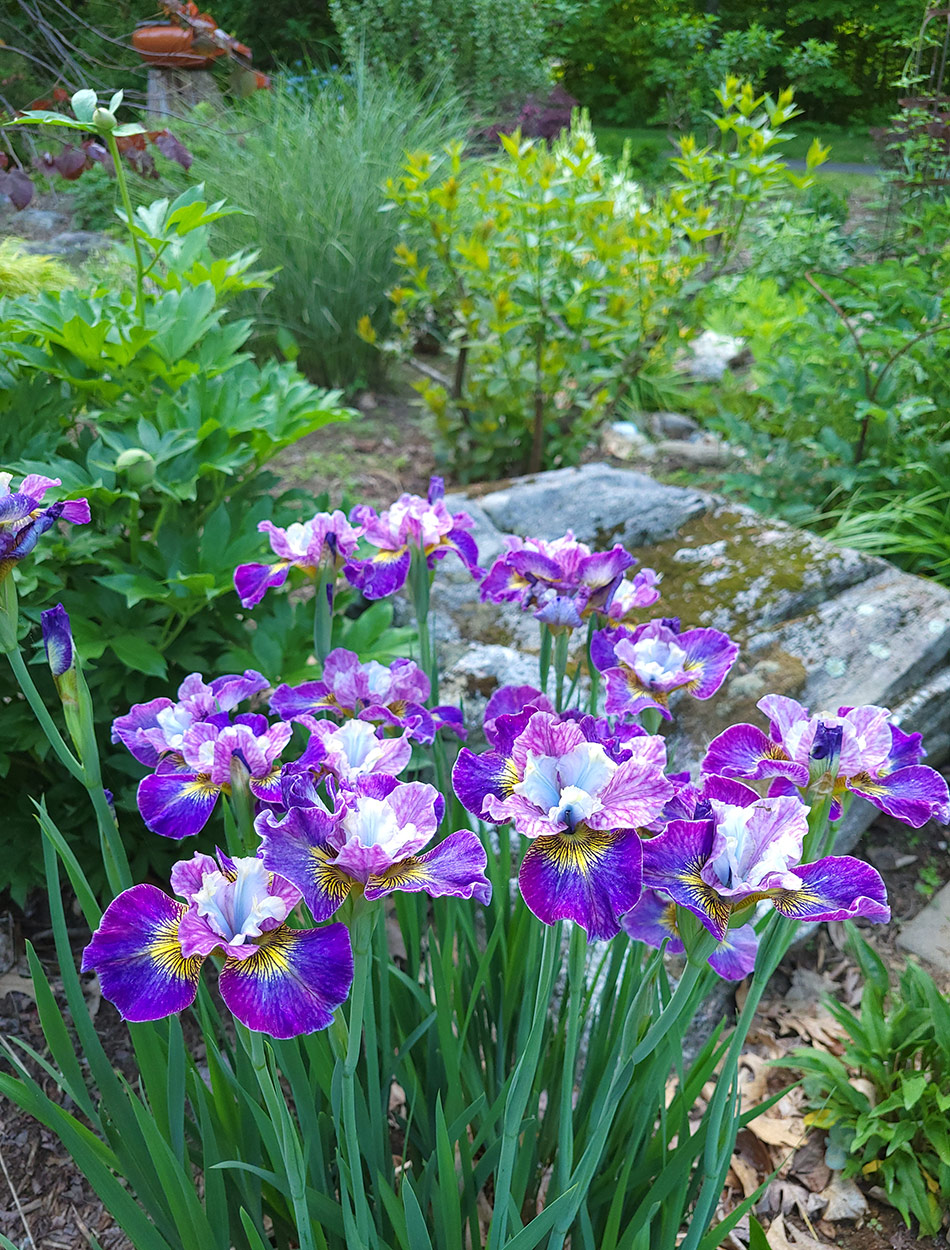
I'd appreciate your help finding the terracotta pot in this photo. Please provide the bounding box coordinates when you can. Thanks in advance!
[132,23,215,69]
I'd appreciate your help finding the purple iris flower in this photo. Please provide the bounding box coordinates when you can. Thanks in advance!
[623,889,759,981]
[592,619,739,721]
[112,670,270,768]
[270,648,464,745]
[603,569,662,624]
[702,695,950,826]
[138,715,292,839]
[343,477,480,600]
[257,775,491,917]
[234,511,363,609]
[82,850,353,1038]
[641,778,890,942]
[0,473,90,582]
[294,717,412,785]
[480,531,643,631]
[453,709,673,939]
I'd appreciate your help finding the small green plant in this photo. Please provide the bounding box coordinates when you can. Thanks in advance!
[791,927,950,1236]
[0,236,73,297]
[59,159,119,231]
[380,80,824,481]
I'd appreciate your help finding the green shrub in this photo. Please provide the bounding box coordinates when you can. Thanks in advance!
[708,255,950,524]
[791,927,950,1237]
[329,0,548,115]
[179,67,466,389]
[380,81,824,481]
[58,160,119,232]
[0,185,353,901]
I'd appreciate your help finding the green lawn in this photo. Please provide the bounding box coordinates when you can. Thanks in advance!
[594,121,878,168]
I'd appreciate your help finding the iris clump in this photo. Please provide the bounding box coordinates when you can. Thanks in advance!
[6,467,947,1250]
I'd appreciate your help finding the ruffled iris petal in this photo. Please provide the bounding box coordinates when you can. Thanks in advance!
[847,765,950,828]
[258,806,353,921]
[771,855,890,924]
[641,819,731,941]
[452,748,517,820]
[344,549,411,600]
[518,826,643,940]
[364,829,492,904]
[702,723,809,787]
[250,765,284,804]
[234,560,291,609]
[708,924,759,980]
[137,763,221,839]
[218,923,354,1038]
[81,884,202,1022]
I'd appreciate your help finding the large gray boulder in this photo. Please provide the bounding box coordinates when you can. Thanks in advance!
[434,463,950,851]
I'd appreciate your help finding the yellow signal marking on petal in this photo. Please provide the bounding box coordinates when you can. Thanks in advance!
[368,856,430,892]
[180,774,220,801]
[535,828,619,877]
[660,901,679,937]
[847,770,885,795]
[500,759,521,798]
[225,927,295,981]
[625,669,670,705]
[764,743,792,762]
[148,917,203,985]
[771,885,822,917]
[675,859,731,932]
[373,547,408,563]
[308,847,354,904]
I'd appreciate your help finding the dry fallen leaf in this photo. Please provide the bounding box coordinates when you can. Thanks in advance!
[820,1174,868,1221]
[0,969,35,1003]
[790,1135,832,1194]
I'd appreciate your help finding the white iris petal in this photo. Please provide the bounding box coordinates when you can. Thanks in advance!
[194,857,286,947]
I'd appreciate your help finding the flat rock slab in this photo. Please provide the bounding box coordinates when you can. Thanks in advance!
[435,464,950,852]
[897,880,950,974]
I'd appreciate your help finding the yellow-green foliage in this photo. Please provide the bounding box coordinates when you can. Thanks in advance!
[0,237,73,298]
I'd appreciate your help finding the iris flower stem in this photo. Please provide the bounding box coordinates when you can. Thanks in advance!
[245,1028,316,1250]
[489,920,561,1250]
[409,547,438,703]
[539,625,552,697]
[682,913,795,1250]
[555,924,586,1198]
[341,903,379,1247]
[313,567,333,667]
[7,646,84,783]
[553,631,570,713]
[585,618,599,715]
[105,128,146,324]
[546,953,705,1249]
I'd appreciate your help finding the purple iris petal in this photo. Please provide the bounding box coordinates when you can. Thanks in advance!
[641,818,731,941]
[483,685,553,741]
[169,852,220,901]
[41,603,73,677]
[443,525,481,575]
[217,922,354,1038]
[702,723,809,787]
[535,593,584,631]
[208,670,269,712]
[772,856,890,924]
[519,826,643,940]
[343,549,412,599]
[111,697,177,766]
[452,748,515,820]
[590,627,627,672]
[428,476,445,504]
[847,765,950,828]
[137,762,220,839]
[431,704,467,740]
[622,888,684,953]
[709,924,759,980]
[81,884,202,1022]
[250,766,284,804]
[258,804,353,921]
[364,829,492,904]
[234,561,290,609]
[886,722,926,770]
[0,492,36,524]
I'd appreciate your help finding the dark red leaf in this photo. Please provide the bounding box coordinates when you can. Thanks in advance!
[53,145,90,180]
[81,138,114,173]
[115,132,147,153]
[52,86,70,102]
[34,151,57,173]
[0,169,35,210]
[149,128,192,171]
